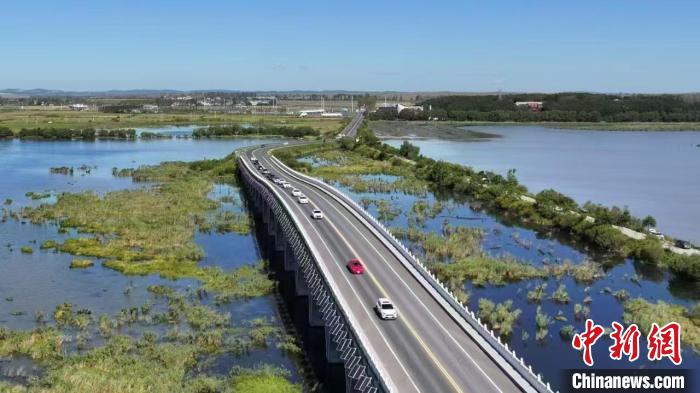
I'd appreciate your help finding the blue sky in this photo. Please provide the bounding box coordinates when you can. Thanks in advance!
[2,1,699,92]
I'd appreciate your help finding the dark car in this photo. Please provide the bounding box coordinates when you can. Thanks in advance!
[675,240,693,250]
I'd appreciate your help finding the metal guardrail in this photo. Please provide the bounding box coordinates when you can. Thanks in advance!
[237,152,393,393]
[268,153,557,393]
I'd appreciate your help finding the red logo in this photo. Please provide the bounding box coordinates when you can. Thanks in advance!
[572,320,682,366]
[572,319,605,366]
[609,322,640,362]
[647,322,682,365]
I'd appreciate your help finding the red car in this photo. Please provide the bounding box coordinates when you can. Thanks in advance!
[347,259,365,274]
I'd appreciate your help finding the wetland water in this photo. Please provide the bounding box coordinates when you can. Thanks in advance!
[0,136,306,387]
[387,126,700,244]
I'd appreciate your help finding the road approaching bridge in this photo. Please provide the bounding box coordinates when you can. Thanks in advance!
[239,143,555,393]
[338,111,364,138]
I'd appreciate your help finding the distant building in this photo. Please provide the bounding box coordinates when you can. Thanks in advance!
[321,112,343,118]
[298,109,325,117]
[142,104,159,113]
[395,104,423,114]
[378,103,423,114]
[514,101,543,112]
[248,96,276,106]
[69,103,89,111]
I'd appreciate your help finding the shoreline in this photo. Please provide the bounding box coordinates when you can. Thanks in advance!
[370,120,700,138]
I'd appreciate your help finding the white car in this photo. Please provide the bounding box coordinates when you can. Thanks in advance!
[291,189,302,197]
[273,178,284,184]
[311,209,323,219]
[298,195,309,204]
[376,298,397,320]
[282,182,292,188]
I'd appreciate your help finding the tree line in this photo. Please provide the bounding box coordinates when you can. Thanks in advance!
[192,125,319,138]
[13,128,136,140]
[368,93,700,122]
[333,131,700,281]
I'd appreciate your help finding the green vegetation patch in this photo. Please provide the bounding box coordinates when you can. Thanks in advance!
[477,299,522,338]
[0,327,64,361]
[229,365,302,393]
[69,259,94,269]
[433,255,547,287]
[19,155,272,299]
[624,299,700,352]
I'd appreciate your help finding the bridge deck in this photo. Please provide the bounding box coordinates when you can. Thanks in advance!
[243,145,534,393]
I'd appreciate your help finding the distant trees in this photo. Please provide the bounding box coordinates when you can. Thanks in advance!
[368,93,700,123]
[16,128,136,140]
[357,94,377,111]
[398,141,420,160]
[192,125,319,138]
[18,128,96,140]
[0,126,13,138]
[642,215,657,228]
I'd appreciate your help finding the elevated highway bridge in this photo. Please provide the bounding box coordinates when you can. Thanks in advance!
[237,139,555,393]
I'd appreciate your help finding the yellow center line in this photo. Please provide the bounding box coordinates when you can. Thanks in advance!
[320,210,464,393]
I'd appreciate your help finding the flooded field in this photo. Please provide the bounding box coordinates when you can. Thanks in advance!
[0,136,307,390]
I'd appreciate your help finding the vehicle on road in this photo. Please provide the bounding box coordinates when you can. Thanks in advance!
[273,178,283,184]
[298,195,309,204]
[311,209,323,219]
[676,240,693,249]
[262,169,270,175]
[375,298,397,320]
[291,189,302,197]
[347,259,364,274]
[282,182,292,188]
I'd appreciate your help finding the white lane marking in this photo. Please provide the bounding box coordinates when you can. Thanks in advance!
[251,153,422,393]
[270,154,508,393]
[316,213,464,393]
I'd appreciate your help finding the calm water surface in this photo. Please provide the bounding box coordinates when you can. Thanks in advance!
[387,126,700,244]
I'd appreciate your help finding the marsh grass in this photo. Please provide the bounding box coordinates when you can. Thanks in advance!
[551,284,570,304]
[1,154,304,392]
[433,255,547,287]
[477,299,522,338]
[20,157,272,299]
[559,325,575,340]
[527,283,547,303]
[282,142,428,195]
[0,327,64,361]
[624,298,700,352]
[69,259,94,269]
[535,306,553,341]
[229,364,302,393]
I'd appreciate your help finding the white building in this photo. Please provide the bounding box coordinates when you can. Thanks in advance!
[69,103,89,111]
[298,109,325,117]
